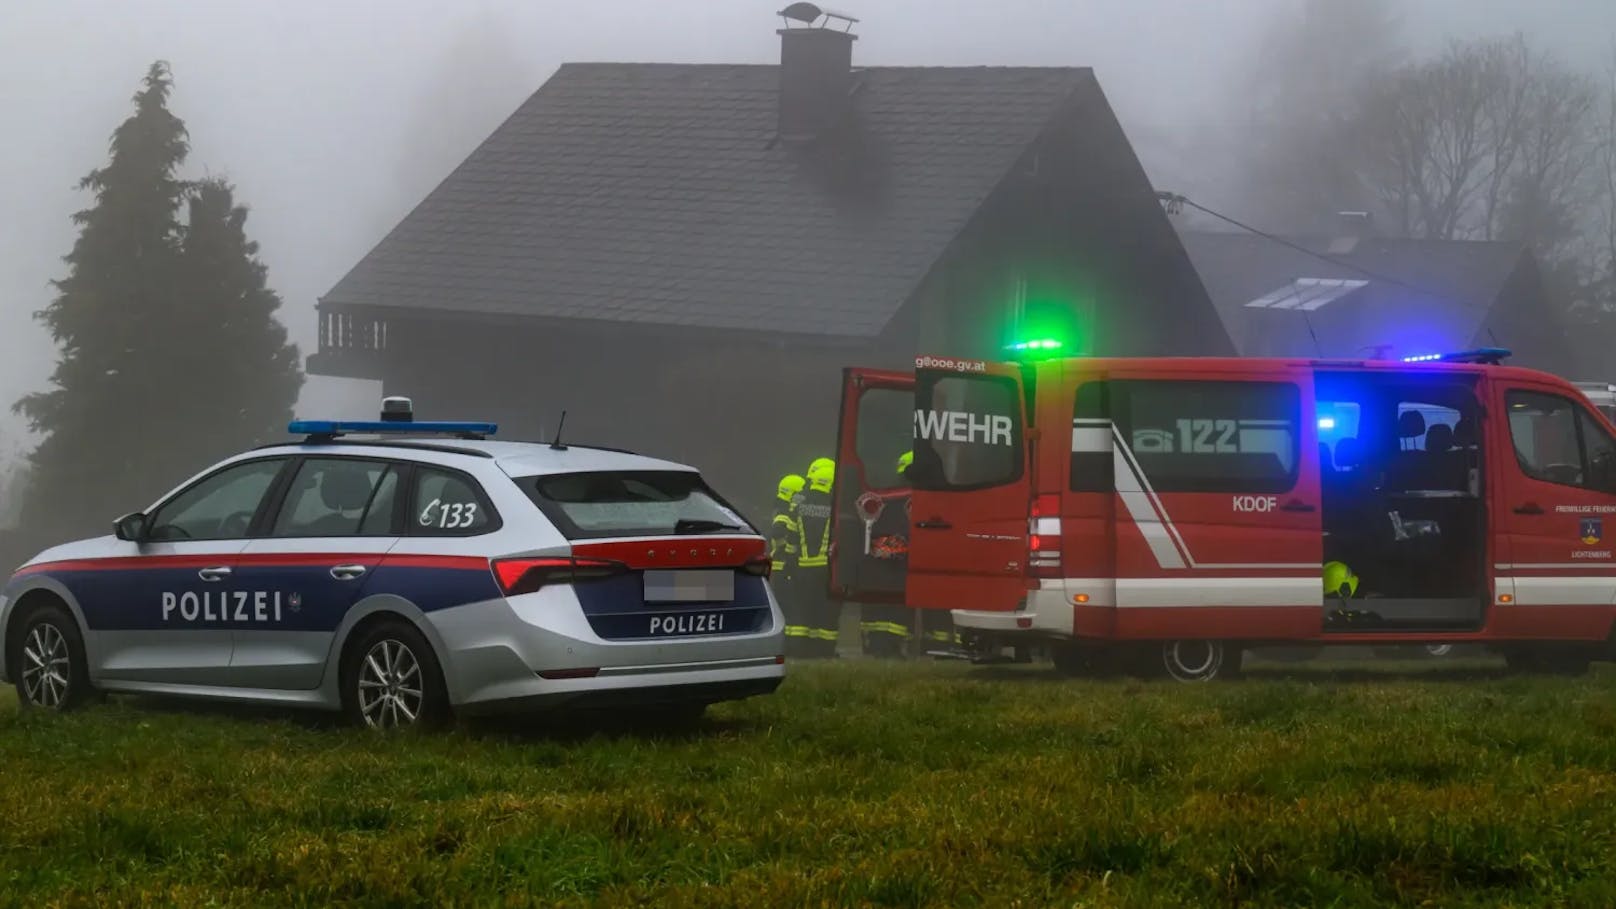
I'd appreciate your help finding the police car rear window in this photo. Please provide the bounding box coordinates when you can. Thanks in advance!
[521,471,754,541]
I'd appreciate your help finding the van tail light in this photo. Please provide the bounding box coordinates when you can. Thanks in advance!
[1028,493,1063,580]
[741,556,773,578]
[492,557,626,596]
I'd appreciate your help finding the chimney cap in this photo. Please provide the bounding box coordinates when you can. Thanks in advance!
[778,3,858,30]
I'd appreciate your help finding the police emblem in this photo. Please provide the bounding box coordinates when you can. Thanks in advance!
[1581,518,1603,546]
[288,592,303,611]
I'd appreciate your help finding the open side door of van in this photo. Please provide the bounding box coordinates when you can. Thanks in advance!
[907,357,1034,612]
[829,367,916,604]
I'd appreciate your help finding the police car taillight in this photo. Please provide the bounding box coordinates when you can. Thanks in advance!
[492,557,626,596]
[741,555,772,578]
[1028,493,1062,579]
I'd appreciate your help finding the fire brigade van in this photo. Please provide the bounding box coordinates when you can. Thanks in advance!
[830,348,1616,681]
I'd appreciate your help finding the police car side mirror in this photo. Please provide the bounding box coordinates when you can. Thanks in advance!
[113,512,148,543]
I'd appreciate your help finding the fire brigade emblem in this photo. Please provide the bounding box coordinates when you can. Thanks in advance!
[1581,518,1602,545]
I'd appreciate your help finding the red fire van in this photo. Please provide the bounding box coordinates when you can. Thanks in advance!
[831,349,1616,680]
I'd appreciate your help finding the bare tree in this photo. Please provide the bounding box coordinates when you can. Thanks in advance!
[1353,36,1597,256]
[1592,43,1616,310]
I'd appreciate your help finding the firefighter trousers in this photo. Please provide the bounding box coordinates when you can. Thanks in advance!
[792,568,839,658]
[860,603,910,658]
[776,572,813,658]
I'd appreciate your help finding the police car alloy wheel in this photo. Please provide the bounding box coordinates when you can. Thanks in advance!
[343,621,448,730]
[14,605,93,711]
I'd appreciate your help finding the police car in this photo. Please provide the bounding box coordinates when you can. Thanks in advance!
[0,400,784,727]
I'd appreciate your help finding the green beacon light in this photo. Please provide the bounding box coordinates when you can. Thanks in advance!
[1005,338,1064,354]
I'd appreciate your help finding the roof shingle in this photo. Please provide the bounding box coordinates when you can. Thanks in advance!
[322,63,1093,338]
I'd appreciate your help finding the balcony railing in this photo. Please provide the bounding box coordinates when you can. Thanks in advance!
[319,310,388,352]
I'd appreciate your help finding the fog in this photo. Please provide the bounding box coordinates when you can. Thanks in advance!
[1,0,1611,460]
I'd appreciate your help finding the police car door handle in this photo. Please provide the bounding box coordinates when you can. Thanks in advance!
[330,564,368,581]
[1514,502,1544,515]
[197,566,232,581]
[915,518,952,530]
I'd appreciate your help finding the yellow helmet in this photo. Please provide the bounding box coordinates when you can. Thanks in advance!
[1323,561,1359,598]
[777,474,805,502]
[807,457,836,490]
[896,450,913,475]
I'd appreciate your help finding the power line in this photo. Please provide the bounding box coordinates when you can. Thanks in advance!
[1159,192,1493,313]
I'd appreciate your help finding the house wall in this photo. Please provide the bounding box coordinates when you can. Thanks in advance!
[1475,256,1577,376]
[361,312,895,524]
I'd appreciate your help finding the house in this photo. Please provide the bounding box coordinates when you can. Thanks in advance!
[1178,216,1569,370]
[310,7,1231,517]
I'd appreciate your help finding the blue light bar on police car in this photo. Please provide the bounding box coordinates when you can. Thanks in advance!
[1401,347,1512,365]
[288,420,498,437]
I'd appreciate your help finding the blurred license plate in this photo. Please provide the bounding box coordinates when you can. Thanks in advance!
[643,570,734,603]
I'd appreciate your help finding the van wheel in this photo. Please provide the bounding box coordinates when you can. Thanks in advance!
[12,605,95,711]
[1051,643,1093,677]
[342,620,450,730]
[1504,646,1591,677]
[1161,640,1238,682]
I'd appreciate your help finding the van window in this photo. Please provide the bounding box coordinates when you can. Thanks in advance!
[1114,380,1300,493]
[911,374,1023,491]
[1070,381,1113,492]
[1508,390,1616,491]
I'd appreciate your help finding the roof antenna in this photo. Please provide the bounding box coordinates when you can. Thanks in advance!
[550,410,568,451]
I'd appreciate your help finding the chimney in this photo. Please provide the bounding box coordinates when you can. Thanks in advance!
[1327,210,1375,254]
[775,3,858,141]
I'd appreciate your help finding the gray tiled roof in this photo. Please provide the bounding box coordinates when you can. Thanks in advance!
[322,63,1096,338]
[1178,230,1530,361]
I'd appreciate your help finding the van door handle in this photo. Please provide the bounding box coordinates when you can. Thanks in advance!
[1281,500,1315,513]
[197,566,232,581]
[1514,502,1544,515]
[330,564,368,581]
[915,518,953,530]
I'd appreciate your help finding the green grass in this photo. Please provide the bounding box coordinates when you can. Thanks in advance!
[4,660,1616,907]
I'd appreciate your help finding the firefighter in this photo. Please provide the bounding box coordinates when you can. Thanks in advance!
[861,451,913,657]
[772,473,809,657]
[795,457,840,658]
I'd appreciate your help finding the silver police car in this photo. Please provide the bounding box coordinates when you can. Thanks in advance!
[1,402,784,727]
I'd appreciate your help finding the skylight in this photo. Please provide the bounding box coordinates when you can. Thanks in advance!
[1243,278,1369,311]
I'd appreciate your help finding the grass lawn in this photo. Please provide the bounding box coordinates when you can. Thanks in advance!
[3,658,1616,907]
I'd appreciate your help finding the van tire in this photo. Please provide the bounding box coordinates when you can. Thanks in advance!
[1504,645,1592,677]
[1051,643,1092,677]
[1161,640,1239,682]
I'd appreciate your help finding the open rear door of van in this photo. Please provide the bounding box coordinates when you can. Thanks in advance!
[830,367,916,604]
[906,357,1033,612]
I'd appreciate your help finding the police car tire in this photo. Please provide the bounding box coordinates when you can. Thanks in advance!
[341,620,450,730]
[12,605,94,712]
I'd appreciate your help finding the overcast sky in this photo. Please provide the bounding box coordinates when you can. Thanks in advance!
[1,0,1612,457]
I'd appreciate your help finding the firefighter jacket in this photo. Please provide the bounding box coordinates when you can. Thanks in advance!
[770,496,801,572]
[795,484,834,569]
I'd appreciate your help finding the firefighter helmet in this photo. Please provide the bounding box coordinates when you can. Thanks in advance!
[896,450,913,475]
[807,457,835,490]
[777,474,805,502]
[1323,561,1359,598]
